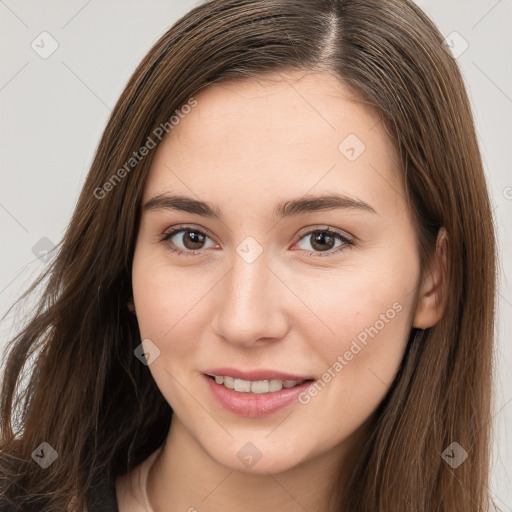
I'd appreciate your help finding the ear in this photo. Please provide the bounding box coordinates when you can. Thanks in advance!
[413,227,448,329]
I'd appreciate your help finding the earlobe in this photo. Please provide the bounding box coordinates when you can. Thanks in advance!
[412,227,448,329]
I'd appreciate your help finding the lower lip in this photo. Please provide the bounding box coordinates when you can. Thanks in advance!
[204,374,313,418]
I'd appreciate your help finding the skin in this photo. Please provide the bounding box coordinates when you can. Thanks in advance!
[120,70,446,512]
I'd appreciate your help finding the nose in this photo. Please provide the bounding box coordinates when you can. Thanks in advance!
[212,249,290,347]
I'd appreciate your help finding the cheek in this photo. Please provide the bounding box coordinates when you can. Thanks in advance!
[291,252,419,423]
[311,274,414,370]
[131,252,209,411]
[131,249,217,365]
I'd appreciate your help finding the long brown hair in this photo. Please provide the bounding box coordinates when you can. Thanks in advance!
[0,0,499,510]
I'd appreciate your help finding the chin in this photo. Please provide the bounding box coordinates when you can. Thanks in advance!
[205,437,310,475]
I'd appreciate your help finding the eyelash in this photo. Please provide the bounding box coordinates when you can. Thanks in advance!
[160,224,354,258]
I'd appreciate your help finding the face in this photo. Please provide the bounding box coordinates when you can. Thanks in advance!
[131,70,427,475]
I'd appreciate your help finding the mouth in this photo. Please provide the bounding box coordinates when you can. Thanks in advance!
[203,374,314,418]
[205,374,314,394]
[203,370,316,418]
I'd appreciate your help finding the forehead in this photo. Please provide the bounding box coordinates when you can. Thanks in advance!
[143,70,403,215]
[172,71,382,152]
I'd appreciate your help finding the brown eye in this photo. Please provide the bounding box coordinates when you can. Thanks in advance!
[295,228,353,256]
[180,230,206,250]
[309,231,336,251]
[161,227,215,255]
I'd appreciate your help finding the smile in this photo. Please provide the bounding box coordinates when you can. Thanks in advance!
[207,374,308,394]
[203,371,316,418]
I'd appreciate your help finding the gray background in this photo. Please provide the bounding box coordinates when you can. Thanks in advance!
[1,0,511,507]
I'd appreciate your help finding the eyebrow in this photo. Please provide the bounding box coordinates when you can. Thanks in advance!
[143,192,378,219]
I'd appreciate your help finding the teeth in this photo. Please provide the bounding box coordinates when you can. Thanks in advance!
[211,375,304,394]
[233,378,251,392]
[250,380,269,394]
[269,379,283,392]
[223,376,234,389]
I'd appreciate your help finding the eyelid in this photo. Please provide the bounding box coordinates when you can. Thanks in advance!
[162,223,217,243]
[160,223,219,256]
[160,224,355,256]
[291,225,355,257]
[294,225,355,244]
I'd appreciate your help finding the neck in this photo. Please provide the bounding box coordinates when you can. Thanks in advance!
[146,416,368,512]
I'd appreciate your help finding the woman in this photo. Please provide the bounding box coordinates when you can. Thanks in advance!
[0,0,499,510]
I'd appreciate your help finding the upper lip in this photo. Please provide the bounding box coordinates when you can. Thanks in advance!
[204,367,314,381]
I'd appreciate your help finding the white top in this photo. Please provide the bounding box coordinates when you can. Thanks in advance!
[115,446,163,512]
